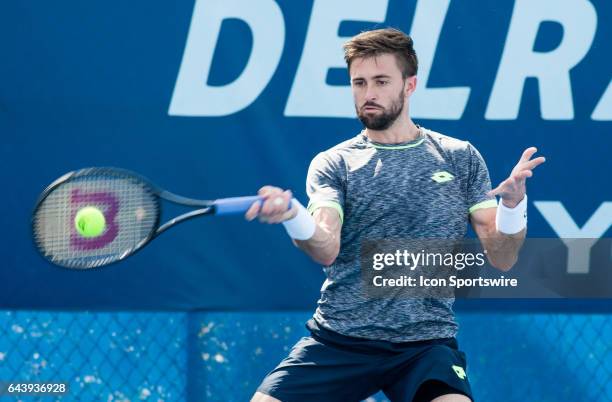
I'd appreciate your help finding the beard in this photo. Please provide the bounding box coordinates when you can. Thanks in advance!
[356,88,405,131]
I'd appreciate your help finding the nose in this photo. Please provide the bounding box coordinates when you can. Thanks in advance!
[365,86,378,101]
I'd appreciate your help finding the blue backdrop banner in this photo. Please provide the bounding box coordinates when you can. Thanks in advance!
[2,0,610,310]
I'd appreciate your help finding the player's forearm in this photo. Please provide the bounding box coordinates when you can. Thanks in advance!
[482,228,526,271]
[245,190,341,265]
[484,196,529,270]
[294,222,340,266]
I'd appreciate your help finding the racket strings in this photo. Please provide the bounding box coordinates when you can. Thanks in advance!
[33,171,159,268]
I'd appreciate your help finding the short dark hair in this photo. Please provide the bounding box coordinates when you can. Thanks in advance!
[343,28,418,78]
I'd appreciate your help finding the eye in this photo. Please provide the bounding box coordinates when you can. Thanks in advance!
[377,80,388,86]
[353,80,365,87]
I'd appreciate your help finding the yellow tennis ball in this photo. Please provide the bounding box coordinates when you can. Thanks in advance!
[74,206,106,238]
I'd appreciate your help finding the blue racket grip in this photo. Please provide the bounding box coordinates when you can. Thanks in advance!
[214,196,293,216]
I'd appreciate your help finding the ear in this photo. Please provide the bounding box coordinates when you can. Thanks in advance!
[405,76,417,97]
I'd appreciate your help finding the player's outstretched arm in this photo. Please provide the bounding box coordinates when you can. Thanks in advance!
[471,147,545,271]
[245,186,341,266]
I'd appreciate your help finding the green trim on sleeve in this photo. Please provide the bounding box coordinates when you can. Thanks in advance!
[307,201,344,223]
[469,199,498,214]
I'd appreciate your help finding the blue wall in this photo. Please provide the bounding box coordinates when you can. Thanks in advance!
[1,0,611,310]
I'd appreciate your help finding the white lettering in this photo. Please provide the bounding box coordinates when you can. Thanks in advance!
[169,0,285,116]
[534,201,612,273]
[485,0,597,120]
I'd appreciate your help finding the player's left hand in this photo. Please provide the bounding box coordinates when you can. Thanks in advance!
[487,147,546,208]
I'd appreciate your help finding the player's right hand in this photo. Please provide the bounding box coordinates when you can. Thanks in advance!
[245,186,297,223]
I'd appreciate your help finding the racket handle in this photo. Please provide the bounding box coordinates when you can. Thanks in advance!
[214,196,293,216]
[215,196,261,215]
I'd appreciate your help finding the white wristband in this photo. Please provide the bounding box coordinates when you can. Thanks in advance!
[282,199,316,240]
[496,195,528,234]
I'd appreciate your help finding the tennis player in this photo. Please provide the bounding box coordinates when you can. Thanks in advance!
[247,28,545,402]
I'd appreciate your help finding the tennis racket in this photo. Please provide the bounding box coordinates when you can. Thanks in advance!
[32,167,278,269]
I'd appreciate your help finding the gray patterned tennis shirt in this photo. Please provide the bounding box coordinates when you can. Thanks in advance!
[306,127,496,342]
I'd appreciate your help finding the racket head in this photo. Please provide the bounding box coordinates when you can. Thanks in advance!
[32,167,162,269]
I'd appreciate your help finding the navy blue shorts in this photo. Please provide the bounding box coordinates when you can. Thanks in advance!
[256,319,473,402]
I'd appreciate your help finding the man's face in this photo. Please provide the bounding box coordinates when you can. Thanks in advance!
[350,53,416,130]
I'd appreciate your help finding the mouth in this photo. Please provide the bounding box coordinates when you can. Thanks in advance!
[363,106,381,112]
